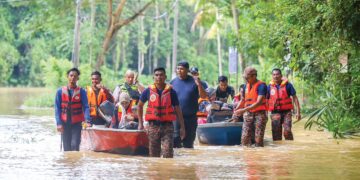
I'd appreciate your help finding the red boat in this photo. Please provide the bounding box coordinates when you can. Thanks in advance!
[81,127,149,155]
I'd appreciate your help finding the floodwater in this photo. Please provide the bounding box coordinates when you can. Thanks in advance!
[1,87,360,179]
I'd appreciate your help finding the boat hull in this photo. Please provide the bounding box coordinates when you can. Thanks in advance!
[81,127,149,155]
[197,122,243,145]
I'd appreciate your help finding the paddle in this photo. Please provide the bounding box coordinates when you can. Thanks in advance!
[60,133,63,152]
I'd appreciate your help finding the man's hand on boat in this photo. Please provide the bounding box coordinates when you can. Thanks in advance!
[234,108,246,116]
[82,121,92,129]
[138,122,144,130]
[57,125,64,133]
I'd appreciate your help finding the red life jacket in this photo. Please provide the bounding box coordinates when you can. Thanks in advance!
[145,84,176,122]
[268,79,294,111]
[61,86,85,124]
[244,80,267,113]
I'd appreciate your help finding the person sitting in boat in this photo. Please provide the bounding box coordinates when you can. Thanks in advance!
[113,70,145,126]
[113,70,145,106]
[206,100,234,123]
[197,87,216,124]
[230,84,245,122]
[112,93,138,129]
[87,71,114,127]
[215,75,235,103]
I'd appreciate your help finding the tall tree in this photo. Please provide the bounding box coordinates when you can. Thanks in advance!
[96,0,152,70]
[71,0,82,68]
[171,0,179,79]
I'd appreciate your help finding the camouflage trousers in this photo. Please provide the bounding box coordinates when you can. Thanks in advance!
[271,110,294,141]
[242,111,267,147]
[147,121,174,158]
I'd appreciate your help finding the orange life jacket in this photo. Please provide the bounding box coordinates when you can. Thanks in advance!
[196,97,209,117]
[87,86,111,117]
[145,84,176,122]
[244,80,267,113]
[268,79,294,111]
[60,86,85,124]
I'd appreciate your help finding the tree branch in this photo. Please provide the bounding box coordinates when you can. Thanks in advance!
[116,1,152,29]
[107,0,113,29]
[113,0,127,23]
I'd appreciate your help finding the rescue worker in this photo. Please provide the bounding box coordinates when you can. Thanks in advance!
[87,71,114,126]
[171,61,207,148]
[138,67,185,158]
[113,70,144,127]
[234,67,268,147]
[55,68,90,151]
[268,68,301,141]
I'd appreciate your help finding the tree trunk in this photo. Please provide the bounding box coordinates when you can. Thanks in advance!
[171,1,179,79]
[216,8,223,76]
[165,14,171,73]
[138,15,145,75]
[152,0,159,69]
[71,0,82,68]
[89,0,96,68]
[96,0,152,70]
[231,0,244,73]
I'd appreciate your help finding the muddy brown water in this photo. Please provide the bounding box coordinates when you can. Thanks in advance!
[0,87,360,179]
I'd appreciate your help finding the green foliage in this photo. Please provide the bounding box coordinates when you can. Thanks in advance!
[0,42,20,85]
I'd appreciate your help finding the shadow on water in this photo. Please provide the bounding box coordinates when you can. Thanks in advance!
[1,87,360,179]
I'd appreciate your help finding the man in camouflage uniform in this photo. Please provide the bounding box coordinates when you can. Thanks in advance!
[267,68,301,140]
[138,67,185,158]
[234,67,268,147]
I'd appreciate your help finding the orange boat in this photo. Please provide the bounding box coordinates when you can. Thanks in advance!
[81,127,149,155]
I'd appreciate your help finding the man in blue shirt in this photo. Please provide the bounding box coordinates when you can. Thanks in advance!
[55,68,90,151]
[171,61,207,148]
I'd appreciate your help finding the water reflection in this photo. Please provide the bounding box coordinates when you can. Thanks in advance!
[1,88,360,179]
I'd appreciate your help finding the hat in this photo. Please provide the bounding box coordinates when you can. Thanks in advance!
[190,67,199,74]
[206,87,216,97]
[177,61,189,69]
[119,92,131,103]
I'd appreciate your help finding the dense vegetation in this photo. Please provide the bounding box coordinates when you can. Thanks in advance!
[1,0,359,138]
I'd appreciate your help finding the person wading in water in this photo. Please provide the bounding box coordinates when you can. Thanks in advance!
[138,67,185,158]
[55,68,90,151]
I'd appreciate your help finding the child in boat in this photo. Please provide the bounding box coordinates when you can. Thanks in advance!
[115,93,138,129]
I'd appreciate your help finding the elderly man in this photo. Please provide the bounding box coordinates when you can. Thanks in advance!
[113,70,144,127]
[234,67,268,147]
[171,61,207,148]
[268,68,301,141]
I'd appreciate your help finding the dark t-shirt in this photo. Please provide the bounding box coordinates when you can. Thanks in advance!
[170,76,201,116]
[139,87,179,106]
[216,86,235,101]
[266,82,296,99]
